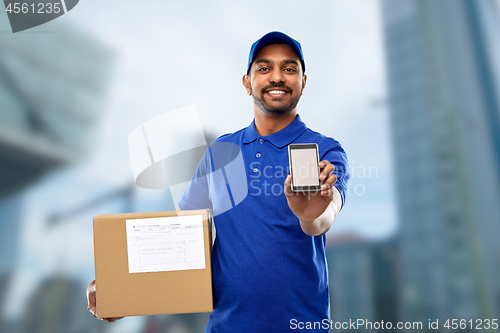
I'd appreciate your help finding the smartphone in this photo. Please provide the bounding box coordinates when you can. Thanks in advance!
[288,143,321,192]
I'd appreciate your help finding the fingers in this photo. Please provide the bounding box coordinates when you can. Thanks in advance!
[319,160,334,182]
[318,161,337,196]
[104,317,124,322]
[321,175,337,196]
[87,279,123,322]
[284,174,293,196]
[87,280,98,319]
[87,280,96,308]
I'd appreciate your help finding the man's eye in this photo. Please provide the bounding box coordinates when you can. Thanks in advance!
[258,68,270,72]
[284,68,296,72]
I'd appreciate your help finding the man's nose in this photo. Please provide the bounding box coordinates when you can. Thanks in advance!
[269,69,285,84]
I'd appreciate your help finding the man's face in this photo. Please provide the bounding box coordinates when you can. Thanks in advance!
[243,43,307,115]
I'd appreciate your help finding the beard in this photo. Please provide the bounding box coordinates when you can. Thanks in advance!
[249,82,302,115]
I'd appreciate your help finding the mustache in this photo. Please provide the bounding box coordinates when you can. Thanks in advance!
[260,84,293,94]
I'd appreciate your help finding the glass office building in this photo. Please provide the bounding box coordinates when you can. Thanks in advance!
[327,235,398,328]
[0,16,114,331]
[380,0,500,325]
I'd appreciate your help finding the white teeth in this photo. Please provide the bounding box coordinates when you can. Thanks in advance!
[268,90,286,94]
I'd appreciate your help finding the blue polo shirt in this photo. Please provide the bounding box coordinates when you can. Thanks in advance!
[179,114,349,332]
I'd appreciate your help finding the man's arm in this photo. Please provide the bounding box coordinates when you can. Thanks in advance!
[284,160,342,236]
[297,186,342,236]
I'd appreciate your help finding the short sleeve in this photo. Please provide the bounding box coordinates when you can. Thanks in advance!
[178,149,213,211]
[320,141,350,209]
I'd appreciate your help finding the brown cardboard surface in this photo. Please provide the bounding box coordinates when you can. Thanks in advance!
[93,209,213,318]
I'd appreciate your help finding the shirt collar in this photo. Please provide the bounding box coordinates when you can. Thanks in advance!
[243,114,307,148]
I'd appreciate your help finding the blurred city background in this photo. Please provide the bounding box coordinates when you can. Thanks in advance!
[0,0,499,332]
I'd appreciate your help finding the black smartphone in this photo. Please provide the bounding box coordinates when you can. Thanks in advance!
[288,143,321,192]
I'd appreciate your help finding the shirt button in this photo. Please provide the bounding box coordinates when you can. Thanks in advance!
[253,168,258,173]
[256,153,261,158]
[259,139,264,144]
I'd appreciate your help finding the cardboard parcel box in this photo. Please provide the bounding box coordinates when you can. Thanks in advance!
[93,209,213,318]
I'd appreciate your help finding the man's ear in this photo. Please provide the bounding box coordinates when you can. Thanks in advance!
[242,74,251,96]
[302,74,307,90]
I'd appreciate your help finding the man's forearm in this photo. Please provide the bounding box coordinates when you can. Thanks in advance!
[299,187,342,236]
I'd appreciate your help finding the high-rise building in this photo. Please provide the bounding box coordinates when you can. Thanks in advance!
[328,234,374,325]
[0,14,114,329]
[380,0,500,325]
[0,20,114,199]
[327,234,399,329]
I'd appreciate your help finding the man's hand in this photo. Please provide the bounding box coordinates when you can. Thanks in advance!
[284,160,342,236]
[87,280,123,322]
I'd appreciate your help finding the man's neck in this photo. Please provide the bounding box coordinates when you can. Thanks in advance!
[253,108,298,136]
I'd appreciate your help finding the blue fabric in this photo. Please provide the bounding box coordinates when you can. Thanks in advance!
[178,115,350,332]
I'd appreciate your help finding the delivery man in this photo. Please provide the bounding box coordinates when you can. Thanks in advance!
[87,31,349,332]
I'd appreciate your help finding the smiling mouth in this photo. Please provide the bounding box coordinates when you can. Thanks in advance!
[265,89,289,97]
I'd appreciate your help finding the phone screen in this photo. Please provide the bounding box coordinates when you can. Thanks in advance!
[288,144,320,191]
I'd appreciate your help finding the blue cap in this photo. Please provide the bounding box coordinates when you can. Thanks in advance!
[247,31,305,74]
